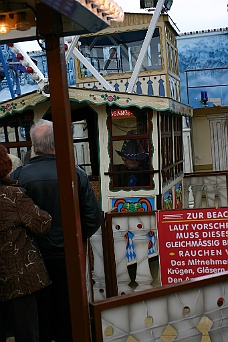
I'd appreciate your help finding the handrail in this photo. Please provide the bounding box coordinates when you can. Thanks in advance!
[91,271,228,307]
[102,210,158,298]
[183,170,228,208]
[162,159,184,171]
[184,170,228,177]
[104,169,159,175]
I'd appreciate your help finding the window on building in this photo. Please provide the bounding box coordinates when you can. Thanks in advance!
[161,113,183,185]
[107,107,154,189]
[165,27,179,75]
[161,113,173,183]
[78,28,162,78]
[70,107,100,178]
[0,111,34,164]
[174,116,183,176]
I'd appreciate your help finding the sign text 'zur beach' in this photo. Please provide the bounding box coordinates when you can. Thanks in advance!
[157,208,228,285]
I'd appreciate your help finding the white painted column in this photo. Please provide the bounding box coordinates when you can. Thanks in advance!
[182,116,194,207]
[206,114,228,171]
[182,117,193,173]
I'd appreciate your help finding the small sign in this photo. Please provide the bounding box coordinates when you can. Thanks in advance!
[157,208,228,285]
[111,109,134,118]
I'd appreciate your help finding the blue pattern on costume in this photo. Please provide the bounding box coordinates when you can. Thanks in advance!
[147,230,157,257]
[125,231,137,264]
[128,174,137,186]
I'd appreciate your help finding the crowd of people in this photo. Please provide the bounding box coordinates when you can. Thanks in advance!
[0,119,103,342]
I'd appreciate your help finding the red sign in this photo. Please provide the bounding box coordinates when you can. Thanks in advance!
[111,109,134,118]
[157,208,228,285]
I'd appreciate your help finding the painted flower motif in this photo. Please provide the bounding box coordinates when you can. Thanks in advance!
[5,103,12,110]
[90,93,131,104]
[0,99,26,113]
[107,95,114,102]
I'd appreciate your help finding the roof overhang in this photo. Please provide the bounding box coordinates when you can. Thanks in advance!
[0,88,193,119]
[0,91,48,119]
[0,0,117,43]
[68,88,193,116]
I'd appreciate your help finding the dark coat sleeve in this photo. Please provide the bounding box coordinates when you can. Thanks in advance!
[76,167,103,239]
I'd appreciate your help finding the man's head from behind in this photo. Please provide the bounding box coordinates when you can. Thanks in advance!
[30,119,55,155]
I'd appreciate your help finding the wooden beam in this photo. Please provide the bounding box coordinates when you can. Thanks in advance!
[36,3,91,341]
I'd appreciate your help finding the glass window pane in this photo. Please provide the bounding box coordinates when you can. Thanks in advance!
[111,109,148,136]
[79,28,162,77]
[112,135,150,188]
[72,120,92,175]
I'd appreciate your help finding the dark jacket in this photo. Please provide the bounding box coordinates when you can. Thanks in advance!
[0,178,52,302]
[11,155,103,253]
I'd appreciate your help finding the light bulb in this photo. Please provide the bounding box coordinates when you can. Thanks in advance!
[102,0,111,12]
[0,15,10,34]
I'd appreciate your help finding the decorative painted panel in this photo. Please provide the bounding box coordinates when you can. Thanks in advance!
[162,189,173,210]
[175,181,182,209]
[112,198,155,213]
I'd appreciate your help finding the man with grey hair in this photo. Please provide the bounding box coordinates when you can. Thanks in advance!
[11,119,103,342]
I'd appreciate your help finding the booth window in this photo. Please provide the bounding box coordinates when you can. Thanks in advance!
[108,107,153,189]
[161,113,183,185]
[78,28,162,78]
[0,111,34,164]
[174,115,183,176]
[70,108,99,178]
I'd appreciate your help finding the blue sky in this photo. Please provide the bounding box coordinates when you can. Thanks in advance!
[116,0,228,32]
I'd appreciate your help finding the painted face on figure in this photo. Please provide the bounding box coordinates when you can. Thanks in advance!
[122,156,141,170]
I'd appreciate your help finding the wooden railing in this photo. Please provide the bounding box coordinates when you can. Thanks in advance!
[88,175,228,301]
[87,186,228,341]
[90,272,228,341]
[183,171,228,208]
[89,209,159,301]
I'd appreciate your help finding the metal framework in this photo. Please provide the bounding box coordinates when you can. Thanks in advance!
[0,0,168,98]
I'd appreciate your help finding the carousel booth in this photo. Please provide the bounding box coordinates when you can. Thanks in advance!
[0,3,227,342]
[1,92,227,342]
[0,87,192,299]
[0,10,194,300]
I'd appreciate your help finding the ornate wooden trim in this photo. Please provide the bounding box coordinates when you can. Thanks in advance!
[0,92,47,118]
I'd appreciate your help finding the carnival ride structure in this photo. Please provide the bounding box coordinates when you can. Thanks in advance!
[0,1,227,341]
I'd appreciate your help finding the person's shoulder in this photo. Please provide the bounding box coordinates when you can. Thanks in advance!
[76,165,90,187]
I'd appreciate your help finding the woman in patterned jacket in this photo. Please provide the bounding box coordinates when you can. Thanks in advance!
[0,145,52,342]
